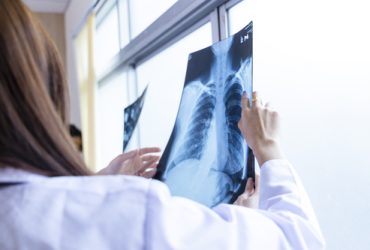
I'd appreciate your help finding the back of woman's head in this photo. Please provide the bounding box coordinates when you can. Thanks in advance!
[0,0,90,176]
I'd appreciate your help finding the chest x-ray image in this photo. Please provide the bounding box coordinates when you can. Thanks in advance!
[155,22,254,207]
[123,86,148,151]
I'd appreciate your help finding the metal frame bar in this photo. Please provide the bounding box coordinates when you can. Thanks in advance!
[98,15,211,85]
[98,0,228,83]
[117,0,130,48]
[95,0,117,28]
[136,14,211,66]
[225,0,243,9]
[210,9,221,43]
[218,4,228,40]
[94,0,106,14]
[94,0,247,149]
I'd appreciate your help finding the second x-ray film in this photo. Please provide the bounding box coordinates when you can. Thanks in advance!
[155,22,254,207]
[123,86,148,151]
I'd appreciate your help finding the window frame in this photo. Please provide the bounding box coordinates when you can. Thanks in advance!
[96,0,245,84]
[94,0,245,149]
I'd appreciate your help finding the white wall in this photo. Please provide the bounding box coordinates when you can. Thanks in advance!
[65,0,95,127]
[230,0,370,249]
[35,13,66,66]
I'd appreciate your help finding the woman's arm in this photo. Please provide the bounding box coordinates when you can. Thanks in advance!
[143,92,325,249]
[144,162,325,249]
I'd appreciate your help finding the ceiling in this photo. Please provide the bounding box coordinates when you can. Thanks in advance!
[23,0,70,13]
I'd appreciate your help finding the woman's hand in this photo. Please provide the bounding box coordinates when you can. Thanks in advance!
[238,91,284,166]
[234,176,259,208]
[97,147,161,178]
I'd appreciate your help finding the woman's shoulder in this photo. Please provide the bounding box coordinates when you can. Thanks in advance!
[40,174,164,196]
[0,169,170,249]
[0,166,168,198]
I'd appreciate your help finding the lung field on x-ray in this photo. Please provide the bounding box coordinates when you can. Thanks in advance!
[168,82,216,171]
[156,22,253,207]
[223,74,244,174]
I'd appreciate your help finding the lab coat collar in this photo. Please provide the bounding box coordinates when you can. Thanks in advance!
[0,167,46,184]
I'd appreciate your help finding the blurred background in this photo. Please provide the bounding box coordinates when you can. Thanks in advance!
[23,0,370,249]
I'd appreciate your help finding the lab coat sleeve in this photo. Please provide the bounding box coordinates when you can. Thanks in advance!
[144,159,325,250]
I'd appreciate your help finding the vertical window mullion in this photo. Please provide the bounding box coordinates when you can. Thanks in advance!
[210,3,229,44]
[117,0,139,148]
[210,9,221,43]
[218,4,228,40]
[117,0,131,47]
[115,0,122,48]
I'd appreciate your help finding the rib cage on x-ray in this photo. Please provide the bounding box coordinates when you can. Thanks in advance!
[168,82,216,171]
[221,73,245,186]
[156,22,253,208]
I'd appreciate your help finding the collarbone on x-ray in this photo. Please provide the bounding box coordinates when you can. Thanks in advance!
[156,22,254,208]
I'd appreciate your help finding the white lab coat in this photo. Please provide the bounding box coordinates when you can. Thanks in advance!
[0,160,325,250]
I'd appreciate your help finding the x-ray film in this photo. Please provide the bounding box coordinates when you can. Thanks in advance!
[155,22,254,207]
[123,86,148,151]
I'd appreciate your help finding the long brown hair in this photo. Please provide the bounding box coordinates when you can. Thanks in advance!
[0,0,91,176]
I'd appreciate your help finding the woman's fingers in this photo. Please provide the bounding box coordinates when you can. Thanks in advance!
[141,155,160,162]
[264,102,271,108]
[234,176,260,208]
[119,154,141,175]
[140,169,157,178]
[137,160,158,178]
[139,165,158,178]
[138,147,161,155]
[120,147,160,166]
[237,178,255,200]
[252,91,262,108]
[116,149,139,161]
[245,177,255,195]
[99,147,161,177]
[241,91,250,110]
[137,159,158,172]
[254,174,260,193]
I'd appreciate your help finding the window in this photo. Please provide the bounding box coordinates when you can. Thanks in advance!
[136,23,212,150]
[96,71,129,170]
[128,0,177,38]
[95,3,120,75]
[225,1,370,250]
[227,0,252,35]
[93,1,370,248]
[95,0,221,158]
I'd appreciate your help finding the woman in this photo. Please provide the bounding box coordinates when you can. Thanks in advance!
[0,0,325,249]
